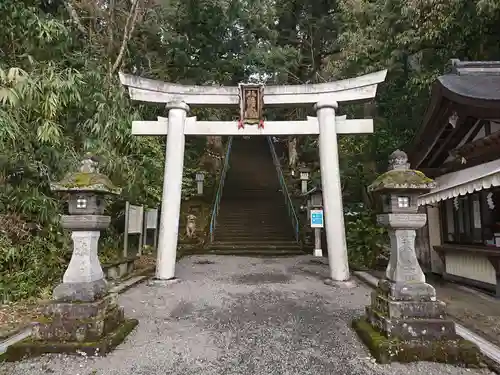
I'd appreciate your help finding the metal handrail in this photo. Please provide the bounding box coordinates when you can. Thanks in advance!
[209,136,234,242]
[267,137,300,242]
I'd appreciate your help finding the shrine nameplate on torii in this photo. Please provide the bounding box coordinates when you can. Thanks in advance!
[119,70,387,283]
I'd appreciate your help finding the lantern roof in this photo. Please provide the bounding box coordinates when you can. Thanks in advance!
[369,150,436,193]
[50,155,122,195]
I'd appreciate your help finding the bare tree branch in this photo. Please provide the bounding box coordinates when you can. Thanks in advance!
[110,0,142,76]
[108,0,116,57]
[64,1,87,35]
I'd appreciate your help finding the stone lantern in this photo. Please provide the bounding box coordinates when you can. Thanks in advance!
[299,165,311,194]
[195,171,205,195]
[50,156,121,301]
[371,150,435,284]
[353,150,480,365]
[6,155,138,360]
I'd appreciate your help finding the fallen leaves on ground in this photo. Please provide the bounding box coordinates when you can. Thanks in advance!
[134,254,156,269]
[0,300,44,338]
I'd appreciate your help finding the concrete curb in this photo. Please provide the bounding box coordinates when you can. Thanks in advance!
[353,270,500,371]
[0,271,153,356]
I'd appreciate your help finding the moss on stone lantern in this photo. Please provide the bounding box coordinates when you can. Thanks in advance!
[51,155,121,217]
[368,149,436,192]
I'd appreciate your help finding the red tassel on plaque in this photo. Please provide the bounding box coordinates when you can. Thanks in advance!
[258,120,264,129]
[238,119,244,129]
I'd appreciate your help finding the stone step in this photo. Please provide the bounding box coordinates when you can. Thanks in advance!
[217,215,289,219]
[222,188,280,192]
[221,197,283,202]
[215,220,292,225]
[214,225,294,232]
[214,235,295,241]
[225,176,277,181]
[204,249,305,256]
[215,225,293,230]
[215,229,294,235]
[222,191,280,194]
[224,184,277,189]
[217,209,289,213]
[216,215,291,220]
[207,243,302,251]
[214,229,295,236]
[206,246,303,252]
[221,189,282,193]
[206,241,302,247]
[219,204,287,208]
[221,195,285,198]
[219,200,284,205]
[216,210,290,216]
[221,196,283,201]
[221,192,283,195]
[224,172,276,176]
[213,138,293,248]
[213,232,295,239]
[214,239,296,244]
[217,204,288,210]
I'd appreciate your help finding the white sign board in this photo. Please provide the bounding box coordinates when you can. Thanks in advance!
[127,205,144,234]
[310,209,324,228]
[146,208,158,229]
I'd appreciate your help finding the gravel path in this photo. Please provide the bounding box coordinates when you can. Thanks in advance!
[1,255,495,375]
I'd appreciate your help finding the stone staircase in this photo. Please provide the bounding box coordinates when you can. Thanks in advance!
[207,137,303,256]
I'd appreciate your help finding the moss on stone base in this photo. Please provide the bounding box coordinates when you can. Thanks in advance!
[3,318,138,362]
[352,317,483,366]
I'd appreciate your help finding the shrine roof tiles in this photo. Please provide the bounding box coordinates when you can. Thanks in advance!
[438,74,500,103]
[409,59,500,169]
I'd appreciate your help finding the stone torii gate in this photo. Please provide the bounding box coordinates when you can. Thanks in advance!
[119,70,387,283]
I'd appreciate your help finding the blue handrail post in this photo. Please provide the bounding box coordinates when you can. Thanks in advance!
[209,136,233,242]
[266,137,300,243]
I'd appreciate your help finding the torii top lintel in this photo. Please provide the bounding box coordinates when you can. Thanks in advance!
[118,70,387,108]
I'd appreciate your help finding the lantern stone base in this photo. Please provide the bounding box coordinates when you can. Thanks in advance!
[3,293,138,361]
[352,318,482,366]
[353,279,482,366]
[52,279,108,302]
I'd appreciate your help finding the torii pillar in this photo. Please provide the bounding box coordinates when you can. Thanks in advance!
[316,101,349,280]
[156,102,189,280]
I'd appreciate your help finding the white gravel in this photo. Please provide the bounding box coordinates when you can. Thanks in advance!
[0,255,495,375]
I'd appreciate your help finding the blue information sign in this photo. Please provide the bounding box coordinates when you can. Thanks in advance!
[310,209,324,228]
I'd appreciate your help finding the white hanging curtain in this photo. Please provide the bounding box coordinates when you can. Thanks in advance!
[417,159,500,206]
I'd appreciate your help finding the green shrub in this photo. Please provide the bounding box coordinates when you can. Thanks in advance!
[98,225,123,264]
[0,229,69,303]
[345,211,388,270]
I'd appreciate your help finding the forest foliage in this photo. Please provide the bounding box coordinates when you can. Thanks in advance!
[2,0,500,301]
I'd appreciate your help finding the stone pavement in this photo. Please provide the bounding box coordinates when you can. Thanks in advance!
[1,255,495,375]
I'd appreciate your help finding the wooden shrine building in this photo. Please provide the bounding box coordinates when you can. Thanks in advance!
[410,59,500,296]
